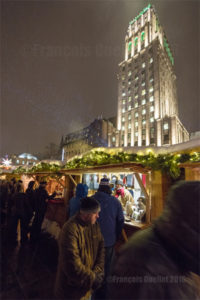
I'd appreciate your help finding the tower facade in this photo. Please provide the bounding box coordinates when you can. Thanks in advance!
[109,4,189,148]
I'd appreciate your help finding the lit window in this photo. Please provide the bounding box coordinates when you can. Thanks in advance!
[16,160,19,164]
[122,92,126,97]
[163,123,169,130]
[122,116,125,122]
[135,102,138,108]
[122,125,125,131]
[142,99,146,105]
[128,41,132,52]
[135,94,138,99]
[149,78,154,83]
[142,120,146,125]
[122,108,126,113]
[128,123,131,129]
[142,62,145,68]
[122,75,125,80]
[141,31,145,41]
[128,114,131,120]
[112,136,116,142]
[150,106,154,112]
[128,71,132,76]
[135,76,139,81]
[128,105,132,111]
[135,112,139,118]
[142,109,146,115]
[22,161,25,165]
[141,81,145,86]
[128,79,131,85]
[134,37,138,46]
[150,117,154,122]
[122,99,126,104]
[142,89,146,95]
[149,87,154,93]
[135,132,138,136]
[135,121,138,127]
[128,97,132,102]
[150,57,153,63]
[149,96,154,102]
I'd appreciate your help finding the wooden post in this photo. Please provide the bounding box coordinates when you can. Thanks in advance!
[184,167,200,181]
[150,170,171,220]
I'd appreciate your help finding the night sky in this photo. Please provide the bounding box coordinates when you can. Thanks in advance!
[1,0,199,157]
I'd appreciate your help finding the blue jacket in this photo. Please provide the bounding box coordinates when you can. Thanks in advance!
[69,184,88,217]
[94,191,124,247]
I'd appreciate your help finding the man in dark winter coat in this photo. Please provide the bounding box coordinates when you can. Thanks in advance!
[30,181,56,241]
[10,183,33,243]
[55,197,104,300]
[93,177,124,299]
[108,181,200,300]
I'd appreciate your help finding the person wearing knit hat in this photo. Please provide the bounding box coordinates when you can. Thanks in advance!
[92,177,124,299]
[98,177,112,195]
[55,196,104,299]
[115,179,135,216]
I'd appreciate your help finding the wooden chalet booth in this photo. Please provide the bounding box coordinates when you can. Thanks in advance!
[4,140,199,242]
[60,162,171,241]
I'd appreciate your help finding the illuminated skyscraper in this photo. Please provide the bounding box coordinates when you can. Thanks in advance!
[109,4,189,147]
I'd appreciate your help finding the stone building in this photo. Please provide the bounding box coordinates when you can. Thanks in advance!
[62,118,116,161]
[108,4,189,148]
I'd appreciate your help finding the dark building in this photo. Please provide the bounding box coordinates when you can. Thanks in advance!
[62,117,116,161]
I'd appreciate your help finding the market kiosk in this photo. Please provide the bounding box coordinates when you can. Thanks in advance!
[61,162,170,241]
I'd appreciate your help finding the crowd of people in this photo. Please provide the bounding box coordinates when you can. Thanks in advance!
[0,178,56,244]
[1,177,200,300]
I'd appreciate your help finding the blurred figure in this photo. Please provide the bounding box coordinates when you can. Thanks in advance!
[0,180,9,225]
[9,183,33,243]
[30,181,56,242]
[132,196,146,222]
[115,180,135,217]
[92,177,124,299]
[69,183,88,217]
[26,181,36,211]
[108,181,200,299]
[55,196,104,300]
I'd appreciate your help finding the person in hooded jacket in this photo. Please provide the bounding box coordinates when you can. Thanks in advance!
[92,177,124,299]
[69,183,88,217]
[107,181,200,300]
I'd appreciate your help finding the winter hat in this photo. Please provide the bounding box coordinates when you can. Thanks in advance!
[80,197,100,214]
[115,179,124,186]
[98,178,111,194]
[99,178,110,186]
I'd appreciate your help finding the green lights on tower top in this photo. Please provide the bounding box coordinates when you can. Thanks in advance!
[164,38,174,65]
[129,4,151,25]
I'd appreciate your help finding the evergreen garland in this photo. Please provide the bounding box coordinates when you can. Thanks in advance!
[12,151,200,179]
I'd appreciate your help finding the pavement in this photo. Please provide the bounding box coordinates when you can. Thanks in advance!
[0,227,59,299]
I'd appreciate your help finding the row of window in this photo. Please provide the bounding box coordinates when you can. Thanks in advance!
[122,95,154,104]
[121,103,154,114]
[122,64,153,81]
[122,86,154,98]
